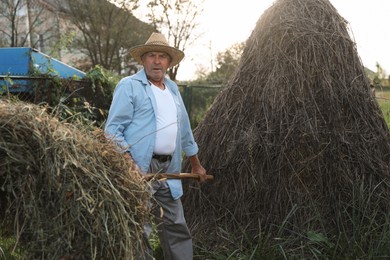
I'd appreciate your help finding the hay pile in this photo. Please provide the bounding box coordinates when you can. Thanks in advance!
[183,0,390,250]
[0,99,151,259]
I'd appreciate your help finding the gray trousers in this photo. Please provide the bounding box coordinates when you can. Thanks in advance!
[147,158,193,260]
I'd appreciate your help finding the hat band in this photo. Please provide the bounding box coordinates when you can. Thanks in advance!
[146,41,169,46]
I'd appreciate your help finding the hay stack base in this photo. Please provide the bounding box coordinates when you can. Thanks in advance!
[0,98,151,259]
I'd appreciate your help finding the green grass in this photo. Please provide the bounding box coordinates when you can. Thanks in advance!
[378,100,390,127]
[0,236,24,260]
[376,87,390,128]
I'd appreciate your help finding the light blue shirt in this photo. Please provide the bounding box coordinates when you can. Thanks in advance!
[104,69,198,200]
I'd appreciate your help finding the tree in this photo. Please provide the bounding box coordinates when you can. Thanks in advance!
[0,0,57,49]
[373,62,389,87]
[145,0,204,80]
[204,42,245,84]
[59,0,155,74]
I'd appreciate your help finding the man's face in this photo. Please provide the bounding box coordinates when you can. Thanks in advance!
[141,52,171,82]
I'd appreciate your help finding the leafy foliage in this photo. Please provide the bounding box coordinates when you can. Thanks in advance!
[2,64,119,127]
[60,0,155,74]
[373,63,390,87]
[206,42,245,85]
[0,235,25,260]
[51,65,119,127]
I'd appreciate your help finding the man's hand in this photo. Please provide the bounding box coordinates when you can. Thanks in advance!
[189,154,207,183]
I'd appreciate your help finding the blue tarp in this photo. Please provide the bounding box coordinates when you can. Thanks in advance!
[0,47,86,93]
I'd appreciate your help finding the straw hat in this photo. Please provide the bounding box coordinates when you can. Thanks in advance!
[129,32,185,68]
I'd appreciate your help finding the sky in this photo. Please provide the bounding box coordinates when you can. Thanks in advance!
[135,0,390,81]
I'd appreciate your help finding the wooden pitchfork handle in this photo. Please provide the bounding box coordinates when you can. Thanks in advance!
[145,173,214,181]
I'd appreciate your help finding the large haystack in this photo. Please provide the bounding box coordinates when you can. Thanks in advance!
[183,0,390,250]
[0,99,151,259]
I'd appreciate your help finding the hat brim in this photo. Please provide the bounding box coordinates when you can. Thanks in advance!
[129,44,185,68]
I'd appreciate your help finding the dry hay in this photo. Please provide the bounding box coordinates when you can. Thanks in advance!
[0,98,151,259]
[183,0,390,250]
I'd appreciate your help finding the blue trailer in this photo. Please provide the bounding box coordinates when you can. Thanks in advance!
[0,47,86,93]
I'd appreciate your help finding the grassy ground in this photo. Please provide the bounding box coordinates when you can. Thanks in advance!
[0,236,24,260]
[376,87,390,128]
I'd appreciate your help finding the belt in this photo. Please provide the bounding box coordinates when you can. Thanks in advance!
[152,154,172,163]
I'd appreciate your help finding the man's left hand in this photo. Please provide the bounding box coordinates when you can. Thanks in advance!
[189,155,207,183]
